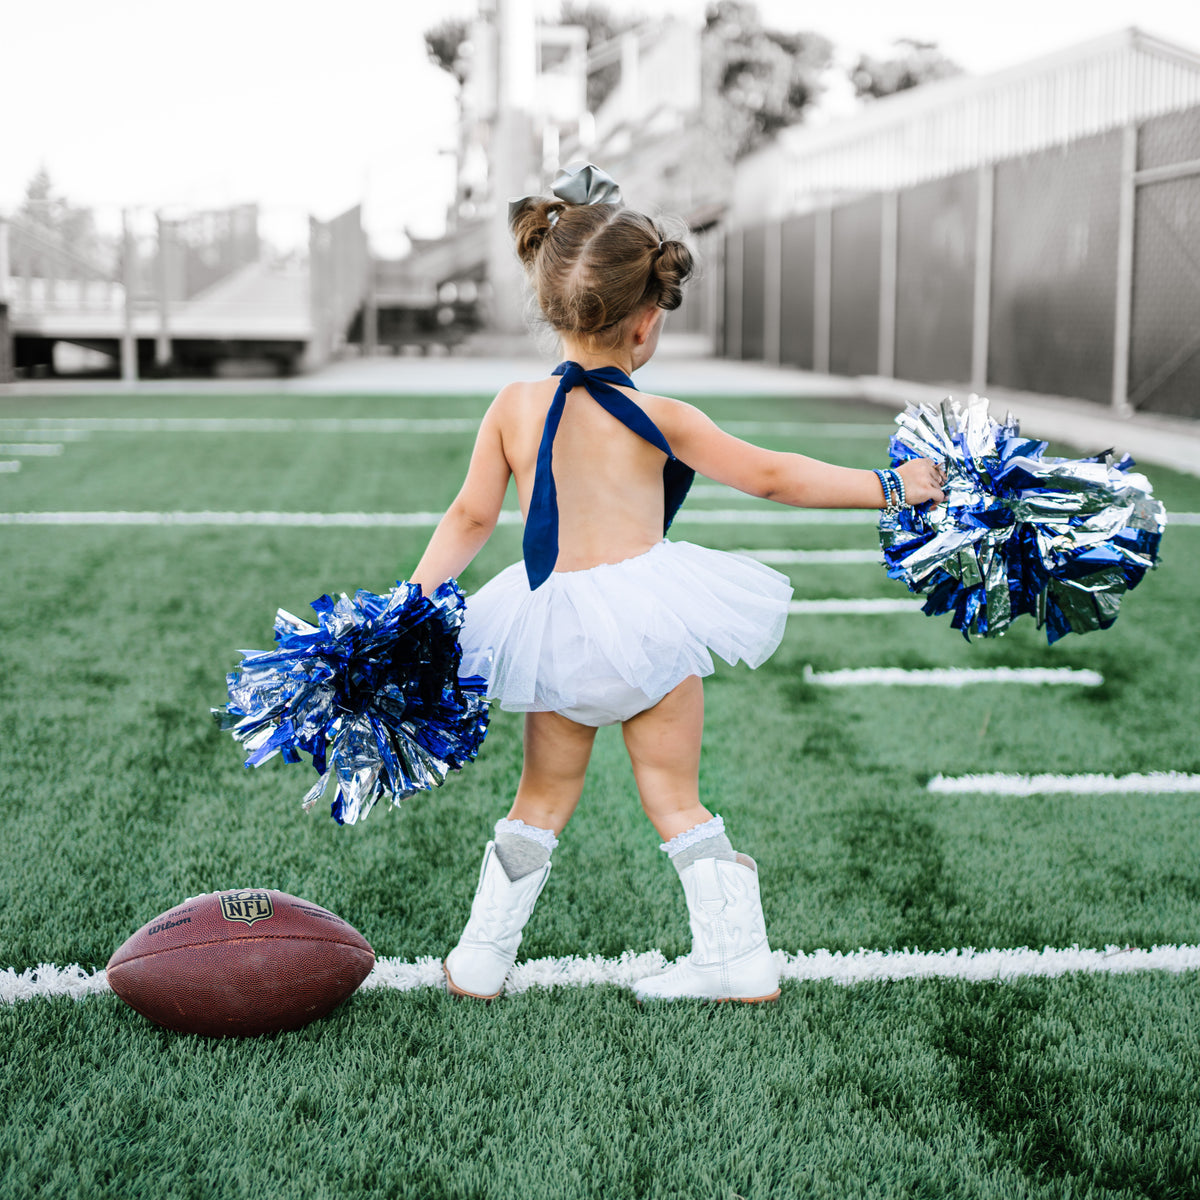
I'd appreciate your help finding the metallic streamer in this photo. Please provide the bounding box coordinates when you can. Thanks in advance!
[215,580,490,824]
[879,396,1166,642]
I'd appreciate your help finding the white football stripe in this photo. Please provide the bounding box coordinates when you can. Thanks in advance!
[722,421,896,437]
[678,509,880,525]
[929,771,1200,795]
[6,509,1194,531]
[0,443,63,456]
[0,461,20,474]
[789,598,923,614]
[7,943,1200,1005]
[0,509,883,528]
[0,417,482,434]
[0,417,893,438]
[806,666,1104,687]
[744,549,881,564]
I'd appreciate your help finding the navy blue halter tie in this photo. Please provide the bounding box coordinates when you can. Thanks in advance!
[522,360,695,590]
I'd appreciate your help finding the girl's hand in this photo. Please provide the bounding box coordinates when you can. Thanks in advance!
[898,458,947,508]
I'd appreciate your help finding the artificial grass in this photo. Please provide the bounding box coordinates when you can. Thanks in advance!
[3,975,1198,1200]
[3,390,1200,1200]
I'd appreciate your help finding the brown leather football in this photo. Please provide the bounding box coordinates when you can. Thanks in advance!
[106,889,375,1037]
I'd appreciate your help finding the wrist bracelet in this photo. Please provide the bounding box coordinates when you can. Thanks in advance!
[873,468,895,510]
[890,469,906,509]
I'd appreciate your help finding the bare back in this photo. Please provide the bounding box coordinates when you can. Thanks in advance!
[497,376,670,572]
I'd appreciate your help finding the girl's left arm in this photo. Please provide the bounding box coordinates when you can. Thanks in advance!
[408,398,512,593]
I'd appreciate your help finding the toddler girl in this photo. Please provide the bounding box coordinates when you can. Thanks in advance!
[408,164,944,1002]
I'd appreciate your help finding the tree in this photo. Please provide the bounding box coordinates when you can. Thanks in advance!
[424,18,470,85]
[851,38,963,101]
[559,2,636,113]
[703,1,833,160]
[16,168,103,266]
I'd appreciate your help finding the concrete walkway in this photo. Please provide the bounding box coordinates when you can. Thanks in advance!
[4,336,1198,475]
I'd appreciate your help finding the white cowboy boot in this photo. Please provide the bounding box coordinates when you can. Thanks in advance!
[444,841,551,999]
[633,853,780,1003]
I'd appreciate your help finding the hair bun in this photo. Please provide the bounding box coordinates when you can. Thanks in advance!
[649,238,694,311]
[510,198,565,265]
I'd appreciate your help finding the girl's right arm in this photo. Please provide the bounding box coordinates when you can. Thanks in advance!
[407,393,513,593]
[660,400,945,509]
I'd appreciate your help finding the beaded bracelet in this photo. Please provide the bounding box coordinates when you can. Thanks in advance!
[873,468,893,509]
[873,468,907,512]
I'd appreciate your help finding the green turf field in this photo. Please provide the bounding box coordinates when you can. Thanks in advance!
[2,387,1199,1200]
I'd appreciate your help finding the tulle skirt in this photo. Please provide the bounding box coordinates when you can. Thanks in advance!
[459,540,793,726]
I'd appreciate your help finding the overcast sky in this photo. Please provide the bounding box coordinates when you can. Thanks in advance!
[3,0,1197,254]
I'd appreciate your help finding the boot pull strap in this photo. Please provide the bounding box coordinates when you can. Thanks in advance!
[693,858,728,914]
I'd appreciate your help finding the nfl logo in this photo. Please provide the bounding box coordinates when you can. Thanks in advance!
[219,890,274,926]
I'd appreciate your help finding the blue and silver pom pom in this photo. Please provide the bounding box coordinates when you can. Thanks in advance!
[214,580,489,824]
[880,396,1166,643]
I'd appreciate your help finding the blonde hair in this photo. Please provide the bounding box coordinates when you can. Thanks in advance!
[509,198,694,350]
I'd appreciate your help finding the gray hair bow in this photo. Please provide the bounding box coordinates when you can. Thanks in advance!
[508,163,622,230]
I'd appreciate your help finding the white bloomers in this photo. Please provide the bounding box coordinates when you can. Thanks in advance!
[458,540,793,726]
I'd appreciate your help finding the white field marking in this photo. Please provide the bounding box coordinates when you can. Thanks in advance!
[1171,512,1200,524]
[744,548,881,565]
[0,417,893,438]
[0,443,63,456]
[0,509,882,528]
[0,429,91,441]
[0,510,517,528]
[0,417,481,434]
[690,484,759,500]
[4,508,1190,533]
[678,509,880,525]
[722,421,896,437]
[0,461,20,474]
[805,665,1104,688]
[929,771,1200,796]
[789,598,923,614]
[7,942,1200,1005]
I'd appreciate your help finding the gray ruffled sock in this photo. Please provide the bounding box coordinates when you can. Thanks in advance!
[660,814,736,877]
[493,818,559,881]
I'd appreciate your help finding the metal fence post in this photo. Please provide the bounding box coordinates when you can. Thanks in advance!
[0,218,9,303]
[708,228,723,355]
[1111,122,1138,415]
[814,207,832,374]
[878,192,898,377]
[155,212,172,371]
[764,219,782,365]
[121,209,138,384]
[970,163,995,394]
[727,229,743,360]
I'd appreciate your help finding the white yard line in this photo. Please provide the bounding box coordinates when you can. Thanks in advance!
[929,771,1200,795]
[0,417,892,438]
[789,599,923,614]
[744,549,881,564]
[0,417,482,433]
[7,509,1189,529]
[0,462,20,474]
[6,942,1200,1005]
[0,509,885,528]
[722,422,895,437]
[0,429,91,441]
[0,444,63,456]
[806,666,1104,687]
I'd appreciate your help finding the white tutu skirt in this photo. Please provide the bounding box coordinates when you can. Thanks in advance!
[459,540,793,726]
